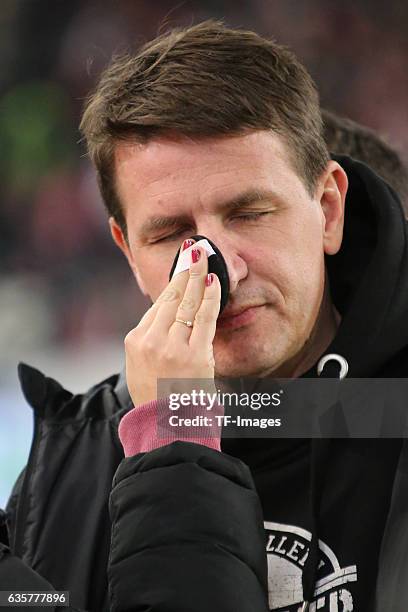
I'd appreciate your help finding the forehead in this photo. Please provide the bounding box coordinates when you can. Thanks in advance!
[113,130,302,211]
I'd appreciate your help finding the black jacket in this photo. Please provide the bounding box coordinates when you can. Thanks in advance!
[1,155,408,611]
[1,370,269,612]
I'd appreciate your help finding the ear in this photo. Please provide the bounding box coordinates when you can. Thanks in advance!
[109,217,149,296]
[316,160,348,255]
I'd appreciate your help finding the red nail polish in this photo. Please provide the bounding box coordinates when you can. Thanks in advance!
[191,248,200,263]
[205,273,214,287]
[182,239,194,251]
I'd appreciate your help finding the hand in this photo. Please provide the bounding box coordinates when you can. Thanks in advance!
[125,241,221,406]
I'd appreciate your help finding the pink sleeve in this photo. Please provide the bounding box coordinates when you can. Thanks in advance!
[118,396,223,457]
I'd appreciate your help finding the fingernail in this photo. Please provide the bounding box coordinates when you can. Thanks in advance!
[191,248,200,263]
[205,273,214,287]
[182,239,195,251]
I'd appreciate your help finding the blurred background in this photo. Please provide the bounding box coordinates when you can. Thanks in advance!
[1,0,408,507]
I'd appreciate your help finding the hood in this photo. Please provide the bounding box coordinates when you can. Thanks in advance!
[310,153,408,378]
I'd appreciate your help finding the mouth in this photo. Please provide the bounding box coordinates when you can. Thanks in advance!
[217,305,265,330]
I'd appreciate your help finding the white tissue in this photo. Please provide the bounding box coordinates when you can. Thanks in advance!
[171,238,216,278]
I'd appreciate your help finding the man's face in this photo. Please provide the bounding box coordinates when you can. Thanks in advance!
[112,130,344,378]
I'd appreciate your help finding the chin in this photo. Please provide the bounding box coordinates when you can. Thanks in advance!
[214,350,271,379]
[214,333,292,379]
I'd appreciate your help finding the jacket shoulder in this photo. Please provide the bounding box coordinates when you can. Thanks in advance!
[17,362,132,420]
[10,364,130,606]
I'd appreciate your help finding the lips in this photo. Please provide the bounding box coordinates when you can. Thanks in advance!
[216,304,265,330]
[219,305,263,320]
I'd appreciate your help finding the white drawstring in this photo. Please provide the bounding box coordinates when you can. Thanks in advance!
[317,353,349,379]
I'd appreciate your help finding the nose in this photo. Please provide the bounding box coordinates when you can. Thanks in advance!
[204,233,248,294]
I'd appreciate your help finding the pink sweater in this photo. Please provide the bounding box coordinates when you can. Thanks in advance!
[118,396,224,457]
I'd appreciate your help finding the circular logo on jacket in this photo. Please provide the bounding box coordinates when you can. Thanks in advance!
[264,521,357,611]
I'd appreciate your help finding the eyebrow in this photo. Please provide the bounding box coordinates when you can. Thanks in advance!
[139,188,280,239]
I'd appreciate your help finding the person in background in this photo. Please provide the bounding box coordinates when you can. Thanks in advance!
[322,108,408,216]
[1,20,408,612]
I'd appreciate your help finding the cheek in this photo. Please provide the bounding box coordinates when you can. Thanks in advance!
[132,250,172,301]
[253,221,324,302]
[284,232,326,318]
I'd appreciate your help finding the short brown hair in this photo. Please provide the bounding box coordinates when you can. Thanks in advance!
[80,20,329,236]
[322,109,408,215]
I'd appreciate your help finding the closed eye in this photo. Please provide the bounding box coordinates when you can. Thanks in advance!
[150,212,272,243]
[150,228,192,244]
[233,212,272,221]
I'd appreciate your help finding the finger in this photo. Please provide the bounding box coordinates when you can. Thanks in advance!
[168,244,209,342]
[189,272,221,350]
[135,292,171,333]
[138,277,188,334]
[149,239,198,337]
[138,238,195,331]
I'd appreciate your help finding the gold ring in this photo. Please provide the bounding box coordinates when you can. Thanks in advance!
[175,318,194,328]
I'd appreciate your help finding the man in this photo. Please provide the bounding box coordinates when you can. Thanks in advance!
[2,20,408,612]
